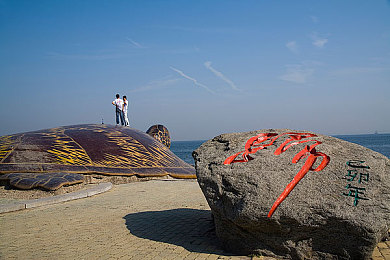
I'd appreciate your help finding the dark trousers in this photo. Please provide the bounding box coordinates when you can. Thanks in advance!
[116,108,125,125]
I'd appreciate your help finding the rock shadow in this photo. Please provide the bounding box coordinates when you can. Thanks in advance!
[123,208,235,255]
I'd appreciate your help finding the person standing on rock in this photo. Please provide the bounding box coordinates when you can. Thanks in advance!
[112,94,124,126]
[123,95,129,126]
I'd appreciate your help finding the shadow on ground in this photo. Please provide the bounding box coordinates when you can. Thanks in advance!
[123,208,236,255]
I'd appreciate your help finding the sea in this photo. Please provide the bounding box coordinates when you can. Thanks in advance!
[170,134,390,165]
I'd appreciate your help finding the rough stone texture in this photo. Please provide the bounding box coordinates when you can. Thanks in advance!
[193,129,390,260]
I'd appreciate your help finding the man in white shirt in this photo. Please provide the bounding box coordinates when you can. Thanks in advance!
[112,94,124,126]
[123,95,129,126]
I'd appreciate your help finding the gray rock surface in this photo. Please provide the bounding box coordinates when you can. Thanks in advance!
[193,129,390,259]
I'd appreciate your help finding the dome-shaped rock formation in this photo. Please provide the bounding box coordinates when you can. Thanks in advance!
[0,124,195,190]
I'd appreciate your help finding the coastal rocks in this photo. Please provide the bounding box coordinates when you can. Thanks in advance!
[193,129,390,259]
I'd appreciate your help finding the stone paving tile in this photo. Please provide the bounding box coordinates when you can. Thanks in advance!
[0,179,388,260]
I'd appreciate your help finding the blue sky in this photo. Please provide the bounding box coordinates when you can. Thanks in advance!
[0,0,389,140]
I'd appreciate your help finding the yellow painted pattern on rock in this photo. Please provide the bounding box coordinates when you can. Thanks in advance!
[147,143,179,166]
[44,129,93,166]
[0,125,188,170]
[0,135,17,163]
[95,129,159,167]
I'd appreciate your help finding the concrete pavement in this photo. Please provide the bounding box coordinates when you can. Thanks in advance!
[0,180,388,259]
[0,182,113,214]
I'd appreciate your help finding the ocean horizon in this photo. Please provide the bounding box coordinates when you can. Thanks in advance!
[171,133,390,165]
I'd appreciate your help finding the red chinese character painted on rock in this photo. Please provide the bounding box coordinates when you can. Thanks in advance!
[224,132,330,218]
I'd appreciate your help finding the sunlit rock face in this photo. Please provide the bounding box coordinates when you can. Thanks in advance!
[193,129,390,260]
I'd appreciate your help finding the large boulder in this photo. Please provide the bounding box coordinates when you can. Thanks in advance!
[193,129,390,259]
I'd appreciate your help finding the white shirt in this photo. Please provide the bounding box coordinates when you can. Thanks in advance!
[113,98,124,111]
[123,100,128,114]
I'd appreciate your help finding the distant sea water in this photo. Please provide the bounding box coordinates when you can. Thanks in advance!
[334,133,390,158]
[170,140,205,166]
[171,134,390,165]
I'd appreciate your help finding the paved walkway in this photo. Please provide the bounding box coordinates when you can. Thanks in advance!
[0,180,389,260]
[0,183,112,214]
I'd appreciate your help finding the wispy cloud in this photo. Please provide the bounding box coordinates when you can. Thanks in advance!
[286,41,298,54]
[279,64,314,84]
[313,38,328,48]
[311,32,328,48]
[204,61,240,91]
[126,37,145,48]
[170,66,215,94]
[310,15,319,23]
[129,77,180,93]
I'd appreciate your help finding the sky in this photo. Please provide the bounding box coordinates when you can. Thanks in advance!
[0,0,389,141]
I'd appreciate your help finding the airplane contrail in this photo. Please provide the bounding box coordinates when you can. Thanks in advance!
[126,37,144,48]
[170,66,215,94]
[204,61,240,91]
